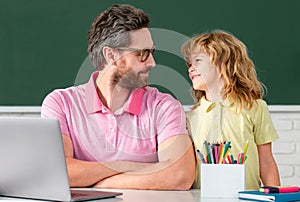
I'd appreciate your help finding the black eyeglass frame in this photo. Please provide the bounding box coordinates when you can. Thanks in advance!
[114,47,155,62]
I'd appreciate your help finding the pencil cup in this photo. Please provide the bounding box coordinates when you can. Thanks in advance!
[200,164,245,198]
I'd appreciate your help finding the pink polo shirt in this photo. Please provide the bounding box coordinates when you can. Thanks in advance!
[41,71,188,163]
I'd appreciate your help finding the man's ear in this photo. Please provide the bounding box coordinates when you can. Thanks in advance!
[102,46,115,64]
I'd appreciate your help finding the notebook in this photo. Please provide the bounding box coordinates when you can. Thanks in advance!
[238,190,300,201]
[0,117,122,201]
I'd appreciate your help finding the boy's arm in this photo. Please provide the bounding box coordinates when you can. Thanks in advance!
[257,142,281,186]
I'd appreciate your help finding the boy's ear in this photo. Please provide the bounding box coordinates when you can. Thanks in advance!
[102,46,115,63]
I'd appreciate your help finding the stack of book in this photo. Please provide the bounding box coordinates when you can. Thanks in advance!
[238,186,300,201]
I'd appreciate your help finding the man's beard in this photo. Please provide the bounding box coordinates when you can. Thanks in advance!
[117,71,148,89]
[112,59,149,90]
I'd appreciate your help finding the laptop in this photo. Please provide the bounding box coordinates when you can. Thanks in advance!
[0,117,122,201]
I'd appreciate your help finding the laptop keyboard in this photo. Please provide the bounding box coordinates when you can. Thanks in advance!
[71,192,89,197]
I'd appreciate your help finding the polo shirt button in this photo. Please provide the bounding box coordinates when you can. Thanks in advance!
[110,128,114,133]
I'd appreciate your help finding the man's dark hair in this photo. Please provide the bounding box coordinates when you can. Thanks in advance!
[87,4,150,70]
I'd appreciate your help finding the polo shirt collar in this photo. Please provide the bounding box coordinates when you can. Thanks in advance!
[86,71,104,114]
[200,97,234,113]
[125,87,145,115]
[85,71,145,115]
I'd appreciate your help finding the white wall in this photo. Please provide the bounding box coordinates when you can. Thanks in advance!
[268,106,300,186]
[1,106,300,186]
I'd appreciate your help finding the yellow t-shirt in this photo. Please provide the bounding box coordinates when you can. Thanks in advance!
[186,98,279,190]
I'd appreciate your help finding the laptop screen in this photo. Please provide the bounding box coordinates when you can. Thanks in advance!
[0,117,122,201]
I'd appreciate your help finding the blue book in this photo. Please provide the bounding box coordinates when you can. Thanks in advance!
[238,190,300,201]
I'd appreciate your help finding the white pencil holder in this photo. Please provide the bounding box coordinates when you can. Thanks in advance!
[200,164,245,198]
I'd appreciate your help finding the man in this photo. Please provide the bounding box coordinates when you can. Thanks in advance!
[41,4,195,190]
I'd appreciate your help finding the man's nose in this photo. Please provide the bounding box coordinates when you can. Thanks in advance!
[145,53,156,68]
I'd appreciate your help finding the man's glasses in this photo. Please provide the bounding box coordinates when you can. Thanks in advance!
[115,47,155,62]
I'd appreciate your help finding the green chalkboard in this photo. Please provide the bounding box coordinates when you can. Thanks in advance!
[1,0,300,105]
